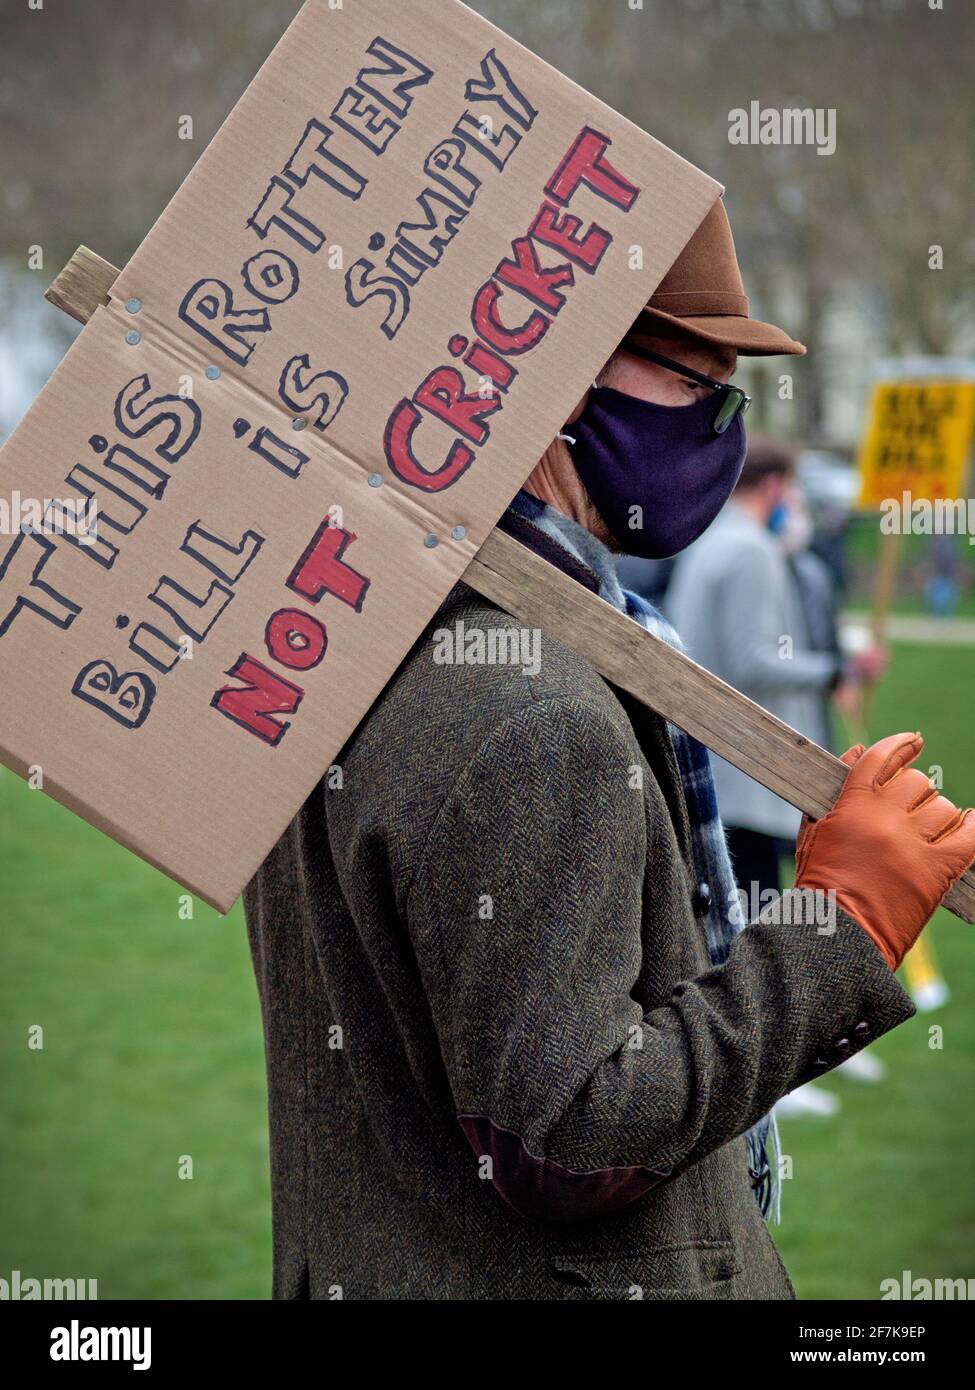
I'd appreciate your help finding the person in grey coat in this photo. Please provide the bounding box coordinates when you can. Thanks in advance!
[243,201,975,1300]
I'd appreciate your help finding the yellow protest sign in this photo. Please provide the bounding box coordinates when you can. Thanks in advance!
[857,379,975,507]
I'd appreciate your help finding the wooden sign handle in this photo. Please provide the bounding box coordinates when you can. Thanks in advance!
[43,248,975,925]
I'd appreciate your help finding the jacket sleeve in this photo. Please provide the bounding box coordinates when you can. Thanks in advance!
[403,693,915,1222]
[717,538,840,694]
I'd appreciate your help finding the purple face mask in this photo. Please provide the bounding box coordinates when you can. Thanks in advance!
[564,384,747,559]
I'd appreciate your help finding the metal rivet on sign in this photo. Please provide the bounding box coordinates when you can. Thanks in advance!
[206,365,221,380]
[423,534,440,549]
[367,473,383,488]
[125,330,141,345]
[292,417,308,431]
[125,298,142,314]
[451,525,467,541]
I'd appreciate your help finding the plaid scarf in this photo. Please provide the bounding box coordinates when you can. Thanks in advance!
[506,490,781,1223]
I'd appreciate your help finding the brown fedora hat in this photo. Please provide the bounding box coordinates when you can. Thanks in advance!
[636,198,806,356]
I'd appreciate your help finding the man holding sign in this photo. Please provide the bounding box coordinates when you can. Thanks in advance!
[3,0,973,1304]
[245,197,975,1300]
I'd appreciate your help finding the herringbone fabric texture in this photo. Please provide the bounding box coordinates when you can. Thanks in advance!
[243,581,916,1300]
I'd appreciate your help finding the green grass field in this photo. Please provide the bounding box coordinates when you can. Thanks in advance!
[774,639,975,1297]
[1,639,973,1299]
[0,791,270,1298]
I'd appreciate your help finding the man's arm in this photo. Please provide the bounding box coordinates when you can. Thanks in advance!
[404,694,914,1221]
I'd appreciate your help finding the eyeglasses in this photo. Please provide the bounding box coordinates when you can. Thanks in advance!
[620,340,752,436]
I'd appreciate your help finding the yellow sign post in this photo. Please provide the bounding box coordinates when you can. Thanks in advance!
[855,367,975,999]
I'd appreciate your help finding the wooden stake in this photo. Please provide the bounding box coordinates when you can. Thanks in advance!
[43,248,975,925]
[44,246,117,325]
[871,529,903,646]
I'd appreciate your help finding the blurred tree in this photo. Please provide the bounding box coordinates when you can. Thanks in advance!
[0,0,303,267]
[475,0,975,438]
[2,0,972,443]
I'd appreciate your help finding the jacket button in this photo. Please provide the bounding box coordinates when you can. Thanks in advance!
[853,1021,870,1036]
[834,1037,851,1053]
[812,1056,829,1069]
[693,882,712,915]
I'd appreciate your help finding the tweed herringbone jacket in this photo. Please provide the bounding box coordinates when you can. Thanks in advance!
[243,521,916,1301]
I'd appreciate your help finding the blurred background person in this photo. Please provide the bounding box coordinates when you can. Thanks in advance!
[665,435,886,902]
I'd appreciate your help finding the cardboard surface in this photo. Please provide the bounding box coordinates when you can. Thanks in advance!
[0,0,719,911]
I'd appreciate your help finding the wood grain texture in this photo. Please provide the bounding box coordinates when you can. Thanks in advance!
[44,245,118,324]
[44,246,975,924]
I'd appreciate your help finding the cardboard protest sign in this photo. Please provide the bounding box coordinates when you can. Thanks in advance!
[0,0,720,912]
[858,375,975,509]
[30,250,975,928]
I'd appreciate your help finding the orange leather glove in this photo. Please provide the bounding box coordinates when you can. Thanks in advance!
[795,732,975,971]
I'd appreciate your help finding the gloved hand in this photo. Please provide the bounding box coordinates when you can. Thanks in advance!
[795,732,975,971]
